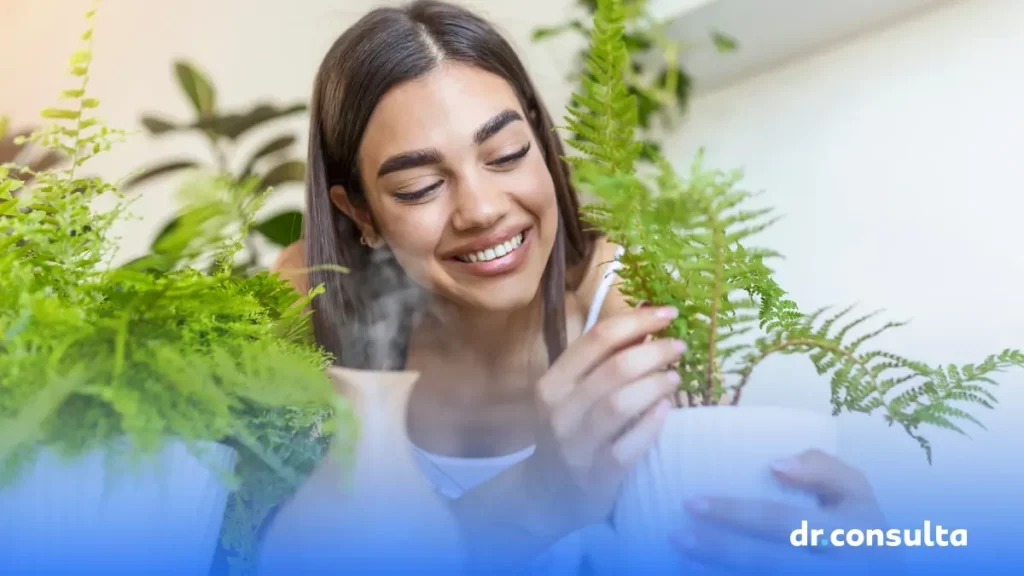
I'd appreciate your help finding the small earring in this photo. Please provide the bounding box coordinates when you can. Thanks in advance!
[360,235,384,249]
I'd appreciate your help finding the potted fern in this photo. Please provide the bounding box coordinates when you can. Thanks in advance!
[0,6,345,575]
[566,0,1024,563]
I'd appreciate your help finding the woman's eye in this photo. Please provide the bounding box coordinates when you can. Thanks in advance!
[394,180,442,202]
[488,142,531,167]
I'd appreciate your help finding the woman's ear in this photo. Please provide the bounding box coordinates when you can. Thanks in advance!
[528,103,540,125]
[330,184,384,248]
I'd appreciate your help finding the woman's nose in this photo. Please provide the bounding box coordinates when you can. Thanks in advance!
[449,177,509,231]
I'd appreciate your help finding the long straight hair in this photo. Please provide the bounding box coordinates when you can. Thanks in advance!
[305,0,599,370]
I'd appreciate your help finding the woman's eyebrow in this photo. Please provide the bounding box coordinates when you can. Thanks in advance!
[474,109,523,145]
[375,109,523,178]
[377,148,443,178]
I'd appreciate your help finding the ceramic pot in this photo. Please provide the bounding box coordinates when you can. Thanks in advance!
[607,406,839,574]
[0,439,237,576]
[261,367,465,574]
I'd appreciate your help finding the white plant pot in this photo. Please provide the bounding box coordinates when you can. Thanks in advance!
[605,406,839,574]
[0,439,237,576]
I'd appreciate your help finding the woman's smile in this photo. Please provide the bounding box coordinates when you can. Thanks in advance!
[446,226,532,278]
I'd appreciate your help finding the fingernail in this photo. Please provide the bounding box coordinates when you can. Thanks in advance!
[656,306,679,319]
[672,339,687,353]
[771,457,802,476]
[666,370,681,385]
[684,497,710,515]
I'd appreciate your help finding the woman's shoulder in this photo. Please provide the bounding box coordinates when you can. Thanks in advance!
[271,240,309,294]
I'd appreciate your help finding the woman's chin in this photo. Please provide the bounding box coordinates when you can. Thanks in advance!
[463,288,540,313]
[432,266,547,313]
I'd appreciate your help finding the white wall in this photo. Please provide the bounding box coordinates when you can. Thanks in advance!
[663,0,1024,519]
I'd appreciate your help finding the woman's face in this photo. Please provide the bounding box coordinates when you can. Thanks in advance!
[337,63,558,313]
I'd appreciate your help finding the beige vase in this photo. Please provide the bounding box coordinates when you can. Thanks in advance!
[261,366,465,574]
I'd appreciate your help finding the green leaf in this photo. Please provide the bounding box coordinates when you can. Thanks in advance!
[712,30,739,53]
[123,160,199,190]
[140,115,179,135]
[241,135,296,178]
[532,20,587,41]
[41,108,81,120]
[193,103,306,141]
[258,160,306,191]
[174,60,217,117]
[0,371,85,464]
[148,214,184,255]
[255,210,304,247]
[69,48,92,66]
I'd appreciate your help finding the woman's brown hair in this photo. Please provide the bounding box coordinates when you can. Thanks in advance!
[305,0,599,370]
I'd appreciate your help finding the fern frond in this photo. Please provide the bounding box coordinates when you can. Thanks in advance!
[565,0,1023,460]
[2,4,350,572]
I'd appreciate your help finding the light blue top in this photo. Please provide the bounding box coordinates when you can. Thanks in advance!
[410,246,626,574]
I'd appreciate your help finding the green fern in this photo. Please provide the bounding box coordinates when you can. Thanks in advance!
[569,0,1023,463]
[1,4,351,573]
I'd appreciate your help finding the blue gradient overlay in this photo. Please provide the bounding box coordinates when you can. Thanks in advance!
[2,439,1022,576]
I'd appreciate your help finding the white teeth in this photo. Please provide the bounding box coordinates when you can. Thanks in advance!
[457,232,525,263]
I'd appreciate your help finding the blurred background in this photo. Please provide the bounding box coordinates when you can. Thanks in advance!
[4,0,1023,525]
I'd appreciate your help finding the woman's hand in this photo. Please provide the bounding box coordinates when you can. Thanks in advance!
[445,304,685,571]
[524,305,687,535]
[672,449,901,572]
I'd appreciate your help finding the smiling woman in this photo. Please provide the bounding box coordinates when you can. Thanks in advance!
[262,1,668,569]
[330,66,564,325]
[260,0,884,573]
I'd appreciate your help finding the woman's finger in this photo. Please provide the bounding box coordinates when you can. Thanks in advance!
[539,306,679,405]
[587,337,687,391]
[672,523,830,573]
[683,496,838,545]
[581,369,678,452]
[770,449,875,505]
[595,396,671,478]
[560,339,684,428]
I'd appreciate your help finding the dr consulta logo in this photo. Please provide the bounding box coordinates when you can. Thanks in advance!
[791,521,968,547]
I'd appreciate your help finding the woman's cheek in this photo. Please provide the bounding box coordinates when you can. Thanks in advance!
[517,167,558,236]
[381,207,449,277]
